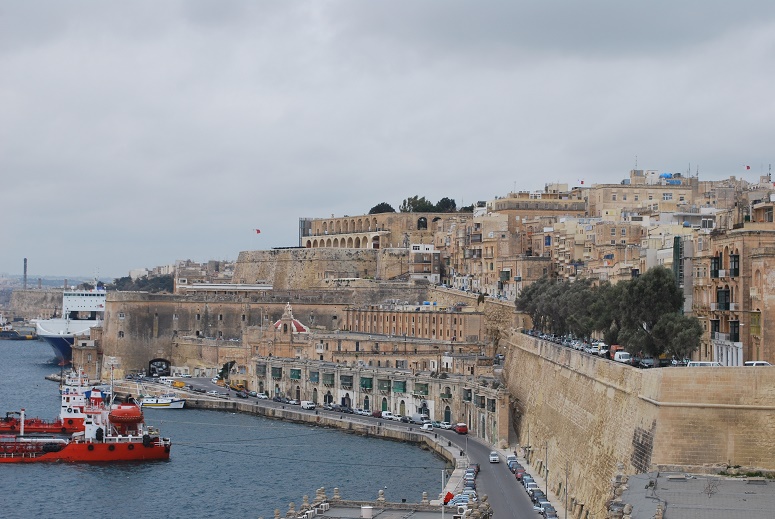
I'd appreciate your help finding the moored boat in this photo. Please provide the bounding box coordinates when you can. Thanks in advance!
[35,288,106,364]
[0,401,171,463]
[140,394,186,409]
[0,411,81,435]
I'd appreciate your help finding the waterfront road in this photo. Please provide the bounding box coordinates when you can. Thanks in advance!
[148,378,538,517]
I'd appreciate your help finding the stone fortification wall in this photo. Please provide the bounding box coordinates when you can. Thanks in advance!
[233,247,411,289]
[504,331,775,517]
[9,289,62,320]
[234,249,380,289]
[101,285,431,374]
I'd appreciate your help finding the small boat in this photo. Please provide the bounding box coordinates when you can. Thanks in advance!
[0,328,36,340]
[140,394,185,409]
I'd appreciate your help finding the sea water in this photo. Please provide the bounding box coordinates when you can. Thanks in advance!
[0,339,446,519]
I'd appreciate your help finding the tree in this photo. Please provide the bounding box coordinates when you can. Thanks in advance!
[368,202,396,214]
[399,195,435,213]
[651,313,703,359]
[435,197,457,212]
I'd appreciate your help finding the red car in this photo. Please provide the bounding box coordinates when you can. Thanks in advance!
[453,423,468,434]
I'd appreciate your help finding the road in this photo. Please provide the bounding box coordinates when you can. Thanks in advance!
[154,377,539,517]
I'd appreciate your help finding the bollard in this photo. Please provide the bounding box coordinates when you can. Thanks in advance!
[448,441,451,447]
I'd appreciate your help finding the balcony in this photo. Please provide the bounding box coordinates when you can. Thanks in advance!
[440,393,453,400]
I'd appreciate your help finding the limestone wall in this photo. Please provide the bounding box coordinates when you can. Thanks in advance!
[9,289,62,320]
[504,331,775,517]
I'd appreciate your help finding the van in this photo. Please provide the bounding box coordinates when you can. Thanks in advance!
[744,361,772,366]
[381,411,394,420]
[614,351,631,363]
[686,361,722,367]
[300,401,316,410]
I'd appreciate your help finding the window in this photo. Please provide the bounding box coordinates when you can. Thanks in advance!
[173,314,178,320]
[634,195,639,202]
[729,254,740,277]
[663,192,673,201]
[218,314,223,321]
[612,194,617,201]
[118,312,125,320]
[679,195,685,202]
[241,314,246,322]
[622,195,627,201]
[648,195,653,201]
[87,353,92,362]
[196,314,201,321]
[118,331,124,338]
[610,228,616,236]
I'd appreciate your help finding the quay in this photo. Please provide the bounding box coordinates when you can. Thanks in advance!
[114,381,472,503]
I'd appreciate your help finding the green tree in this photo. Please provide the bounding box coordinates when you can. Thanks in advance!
[399,195,435,212]
[435,197,457,212]
[651,313,703,360]
[368,202,396,214]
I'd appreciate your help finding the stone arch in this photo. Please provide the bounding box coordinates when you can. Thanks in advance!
[295,385,301,400]
[399,400,406,416]
[355,236,361,248]
[417,217,427,230]
[312,388,318,404]
[275,383,280,395]
[372,236,380,249]
[325,390,333,404]
[347,237,354,247]
[351,219,356,233]
[333,238,339,247]
[259,381,264,394]
[444,405,451,423]
[364,395,370,411]
[322,222,328,233]
[335,220,341,233]
[305,240,312,248]
[343,220,349,233]
[755,269,762,287]
[326,238,332,247]
[381,397,388,411]
[372,217,378,230]
[342,392,351,408]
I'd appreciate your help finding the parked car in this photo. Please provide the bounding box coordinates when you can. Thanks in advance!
[247,390,258,397]
[206,390,220,396]
[420,423,433,431]
[192,387,206,393]
[440,421,452,429]
[488,451,499,463]
[235,391,248,399]
[371,410,383,418]
[453,423,468,434]
[467,463,480,475]
[639,357,656,369]
[256,393,268,399]
[400,416,411,423]
[392,414,403,421]
[287,399,300,405]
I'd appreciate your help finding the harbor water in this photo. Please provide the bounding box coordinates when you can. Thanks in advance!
[0,339,447,519]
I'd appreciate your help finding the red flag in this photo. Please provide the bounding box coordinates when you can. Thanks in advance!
[746,166,751,170]
[255,229,261,234]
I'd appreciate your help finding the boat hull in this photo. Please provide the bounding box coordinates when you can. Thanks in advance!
[0,417,84,435]
[0,439,171,463]
[36,334,74,364]
[140,399,185,409]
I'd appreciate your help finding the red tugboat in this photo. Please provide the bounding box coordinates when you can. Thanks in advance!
[0,391,171,463]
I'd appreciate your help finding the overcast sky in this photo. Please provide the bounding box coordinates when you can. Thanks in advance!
[2,1,774,279]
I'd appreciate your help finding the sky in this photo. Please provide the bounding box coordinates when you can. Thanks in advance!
[2,1,774,279]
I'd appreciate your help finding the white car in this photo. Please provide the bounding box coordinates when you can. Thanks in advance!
[488,451,499,463]
[211,377,220,384]
[420,423,433,431]
[256,393,268,399]
[439,421,452,429]
[206,390,220,396]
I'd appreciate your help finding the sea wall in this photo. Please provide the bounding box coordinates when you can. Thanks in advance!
[503,330,775,518]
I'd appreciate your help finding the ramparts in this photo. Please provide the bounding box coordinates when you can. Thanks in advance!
[504,330,775,517]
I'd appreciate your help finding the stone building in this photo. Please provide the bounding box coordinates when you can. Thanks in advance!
[250,355,509,445]
[691,214,775,364]
[342,301,484,344]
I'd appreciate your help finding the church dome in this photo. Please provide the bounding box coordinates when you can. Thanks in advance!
[273,302,309,333]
